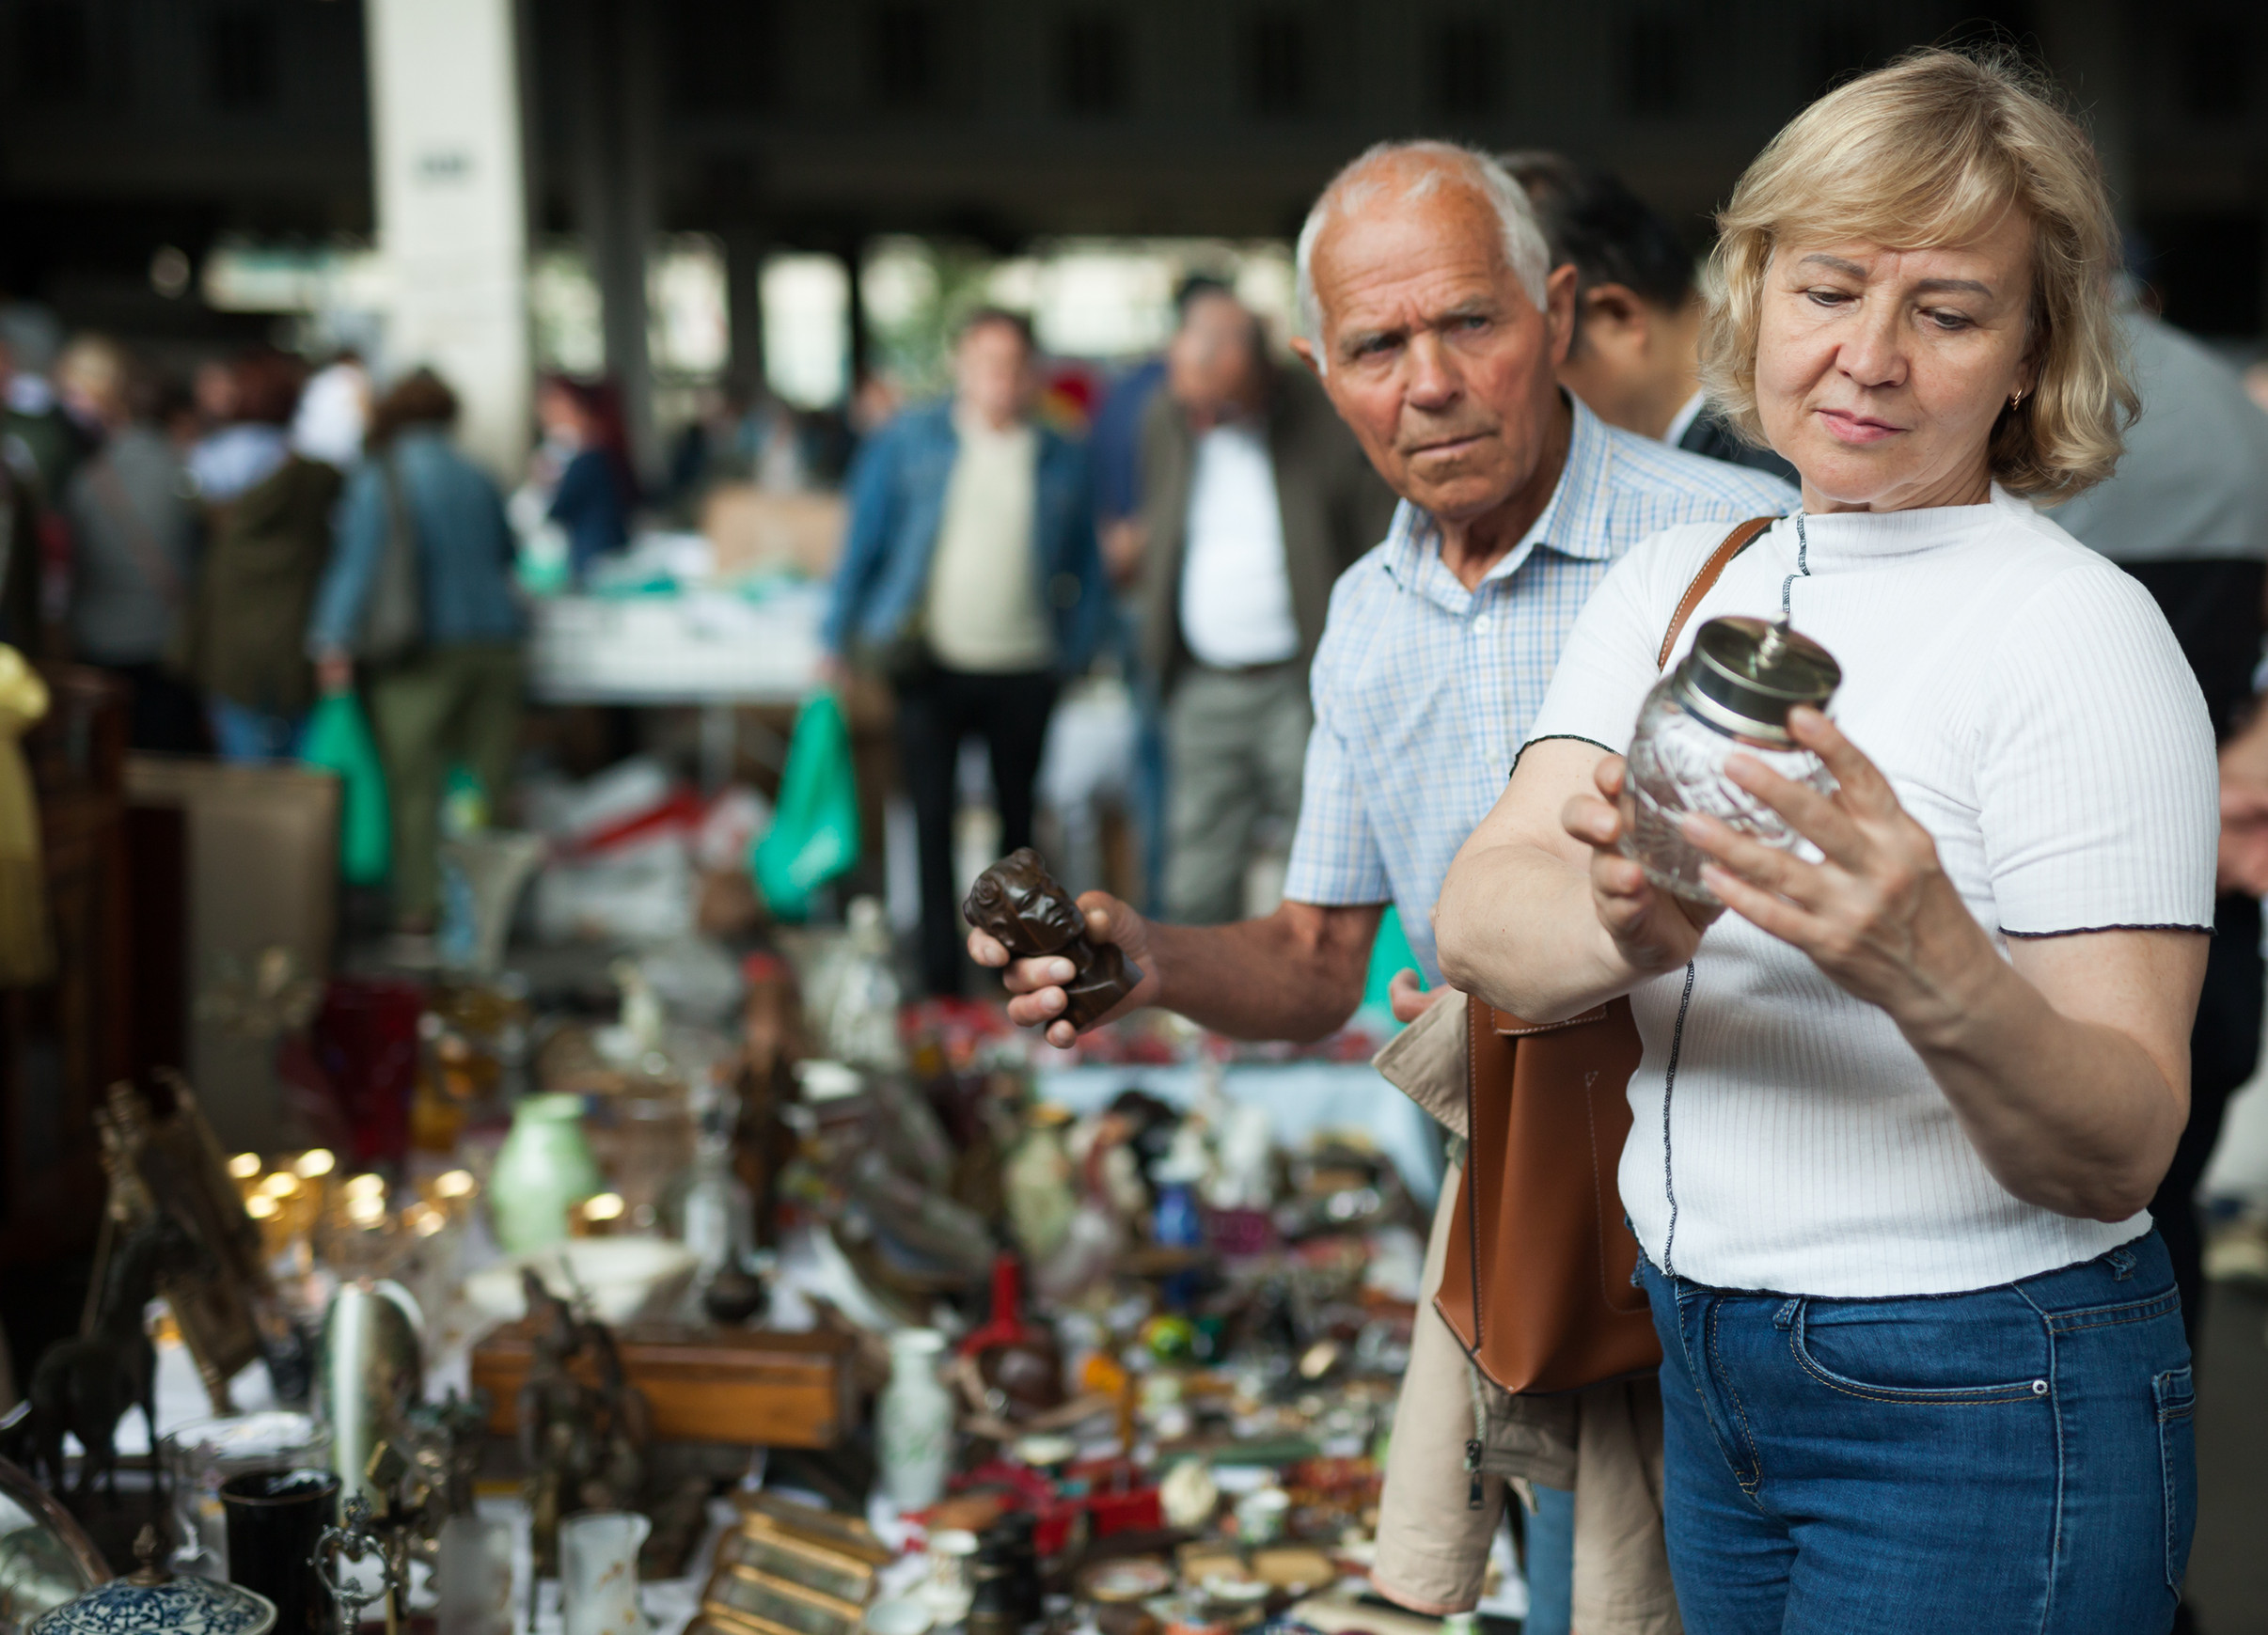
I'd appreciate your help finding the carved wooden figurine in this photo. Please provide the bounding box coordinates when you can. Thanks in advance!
[962,849,1140,1032]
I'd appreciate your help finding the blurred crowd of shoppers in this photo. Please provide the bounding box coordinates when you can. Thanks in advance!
[0,323,640,947]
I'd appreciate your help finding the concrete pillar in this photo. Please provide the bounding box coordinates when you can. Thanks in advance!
[721,223,768,399]
[837,234,871,396]
[568,0,661,485]
[364,0,532,480]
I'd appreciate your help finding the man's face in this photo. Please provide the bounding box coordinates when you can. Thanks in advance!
[1295,176,1574,526]
[1167,291,1265,428]
[955,320,1035,430]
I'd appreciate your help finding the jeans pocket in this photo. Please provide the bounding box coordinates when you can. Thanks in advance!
[1788,1297,2049,1405]
[2156,1366,2197,1591]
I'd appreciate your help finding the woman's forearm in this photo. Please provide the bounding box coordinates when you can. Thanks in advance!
[1896,937,2189,1222]
[1436,743,1696,1021]
[1434,841,1639,1022]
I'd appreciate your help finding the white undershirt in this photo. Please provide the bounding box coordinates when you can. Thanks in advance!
[1523,487,2217,1297]
[1661,388,1709,449]
[1178,423,1299,668]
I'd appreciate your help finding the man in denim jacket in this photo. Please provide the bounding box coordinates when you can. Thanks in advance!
[824,307,1110,996]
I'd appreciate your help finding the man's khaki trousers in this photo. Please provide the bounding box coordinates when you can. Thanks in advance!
[1373,1163,1682,1635]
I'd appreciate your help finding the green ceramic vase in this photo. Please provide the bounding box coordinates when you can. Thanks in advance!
[488,1093,602,1254]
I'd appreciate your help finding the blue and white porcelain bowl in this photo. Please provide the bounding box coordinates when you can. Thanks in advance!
[29,1530,276,1635]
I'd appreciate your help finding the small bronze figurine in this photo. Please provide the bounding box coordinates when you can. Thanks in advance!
[515,1271,650,1577]
[962,849,1140,1032]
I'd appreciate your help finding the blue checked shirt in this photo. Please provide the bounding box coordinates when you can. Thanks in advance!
[1282,395,1798,982]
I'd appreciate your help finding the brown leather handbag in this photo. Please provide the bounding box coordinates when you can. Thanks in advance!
[1433,514,1775,1394]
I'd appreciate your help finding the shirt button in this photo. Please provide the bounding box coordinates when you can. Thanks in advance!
[1473,613,1494,634]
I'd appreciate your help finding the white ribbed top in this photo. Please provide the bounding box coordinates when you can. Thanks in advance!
[1522,486,2218,1296]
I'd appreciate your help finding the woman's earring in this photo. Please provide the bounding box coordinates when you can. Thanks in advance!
[2008,387,2026,410]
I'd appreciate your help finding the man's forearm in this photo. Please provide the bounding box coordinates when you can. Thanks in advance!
[1147,903,1382,1043]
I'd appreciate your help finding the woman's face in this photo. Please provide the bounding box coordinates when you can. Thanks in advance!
[1754,208,2037,512]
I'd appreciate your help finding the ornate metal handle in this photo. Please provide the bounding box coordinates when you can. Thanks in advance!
[312,1494,397,1635]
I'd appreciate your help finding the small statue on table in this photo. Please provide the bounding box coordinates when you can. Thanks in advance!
[515,1271,650,1577]
[963,849,1140,1032]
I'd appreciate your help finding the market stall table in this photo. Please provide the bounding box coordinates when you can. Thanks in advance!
[525,586,827,788]
[1032,1059,1443,1210]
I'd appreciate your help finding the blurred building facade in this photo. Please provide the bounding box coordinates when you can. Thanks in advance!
[6,0,2267,446]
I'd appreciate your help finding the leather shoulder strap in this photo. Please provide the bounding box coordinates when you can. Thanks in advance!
[1656,515,1776,670]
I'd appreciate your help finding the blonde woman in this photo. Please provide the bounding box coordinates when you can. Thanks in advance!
[1435,50,2208,1632]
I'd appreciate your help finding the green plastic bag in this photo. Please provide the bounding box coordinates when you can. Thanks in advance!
[301,687,391,886]
[751,691,861,920]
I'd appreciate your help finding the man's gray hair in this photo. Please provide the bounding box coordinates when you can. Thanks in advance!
[1295,140,1553,370]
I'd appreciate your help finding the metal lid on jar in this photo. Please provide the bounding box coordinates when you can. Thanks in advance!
[1672,616,1840,746]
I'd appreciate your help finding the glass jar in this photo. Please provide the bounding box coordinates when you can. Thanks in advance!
[1622,616,1841,904]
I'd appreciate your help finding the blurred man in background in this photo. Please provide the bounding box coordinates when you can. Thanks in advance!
[1088,275,1229,913]
[1505,151,1795,483]
[1137,284,1394,924]
[0,314,88,654]
[183,349,339,762]
[2055,297,2268,1419]
[55,335,204,751]
[825,307,1110,997]
[1,307,88,507]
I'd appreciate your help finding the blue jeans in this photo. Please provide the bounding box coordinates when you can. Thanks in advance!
[1639,1233,2195,1635]
[1525,1484,1574,1635]
[210,697,305,763]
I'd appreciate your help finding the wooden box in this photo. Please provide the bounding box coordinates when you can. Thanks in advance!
[469,1322,857,1448]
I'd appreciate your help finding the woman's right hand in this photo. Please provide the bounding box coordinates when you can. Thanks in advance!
[1563,754,1719,976]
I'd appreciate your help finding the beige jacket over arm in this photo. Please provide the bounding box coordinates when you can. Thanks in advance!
[1370,993,1681,1635]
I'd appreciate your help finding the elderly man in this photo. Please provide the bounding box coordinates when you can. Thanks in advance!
[977,141,1791,1635]
[1139,284,1395,925]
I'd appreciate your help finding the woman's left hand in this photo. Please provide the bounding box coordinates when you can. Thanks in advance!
[1683,706,1992,1030]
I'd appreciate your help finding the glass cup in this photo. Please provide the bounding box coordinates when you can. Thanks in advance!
[221,1468,340,1635]
[438,1514,516,1635]
[162,1413,332,1579]
[559,1511,651,1635]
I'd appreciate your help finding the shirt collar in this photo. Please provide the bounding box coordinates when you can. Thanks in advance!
[1662,388,1709,450]
[1379,392,1622,600]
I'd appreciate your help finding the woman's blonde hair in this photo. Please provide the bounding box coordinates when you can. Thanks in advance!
[1698,46,2134,500]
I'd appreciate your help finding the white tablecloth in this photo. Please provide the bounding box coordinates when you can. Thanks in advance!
[526,587,826,705]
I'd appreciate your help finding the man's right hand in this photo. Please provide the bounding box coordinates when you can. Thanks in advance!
[969,890,1164,1048]
[1386,968,1445,1023]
